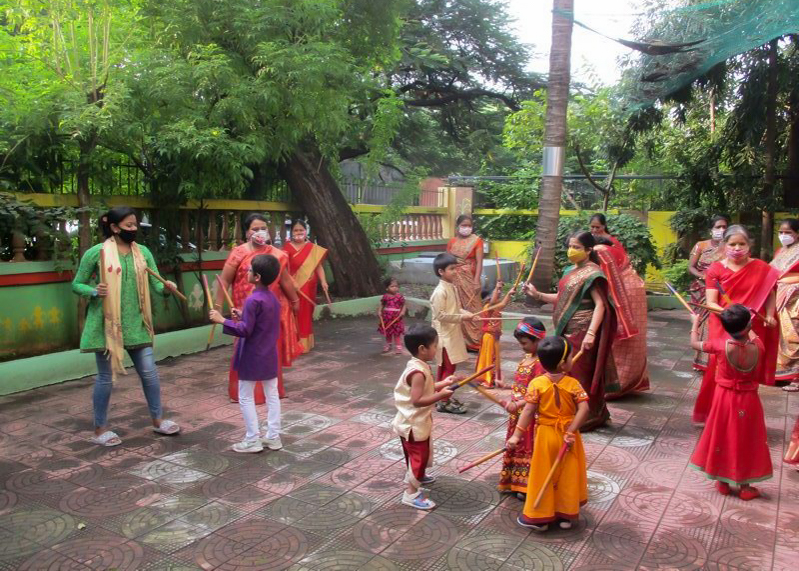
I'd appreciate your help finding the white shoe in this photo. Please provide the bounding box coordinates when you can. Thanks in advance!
[233,440,263,453]
[262,436,283,450]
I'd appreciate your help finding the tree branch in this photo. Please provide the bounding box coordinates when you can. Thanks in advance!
[404,88,521,111]
[573,143,608,194]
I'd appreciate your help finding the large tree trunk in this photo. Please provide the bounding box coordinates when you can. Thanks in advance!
[761,39,779,261]
[532,0,574,292]
[279,145,383,297]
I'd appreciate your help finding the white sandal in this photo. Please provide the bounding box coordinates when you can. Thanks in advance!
[153,419,181,435]
[90,431,122,447]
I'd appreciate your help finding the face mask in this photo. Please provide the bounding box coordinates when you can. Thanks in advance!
[711,228,725,240]
[251,230,269,246]
[567,247,588,263]
[726,246,748,261]
[293,232,306,242]
[458,226,472,237]
[118,229,137,244]
[779,234,796,247]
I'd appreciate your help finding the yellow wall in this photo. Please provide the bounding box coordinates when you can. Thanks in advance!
[488,240,531,262]
[645,211,678,288]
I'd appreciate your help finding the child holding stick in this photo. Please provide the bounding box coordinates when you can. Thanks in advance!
[209,254,283,453]
[497,317,547,498]
[688,304,772,499]
[507,336,589,531]
[378,277,407,354]
[430,253,475,414]
[391,324,457,509]
[475,280,516,388]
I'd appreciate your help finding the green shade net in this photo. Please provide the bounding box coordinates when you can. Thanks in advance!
[576,0,799,110]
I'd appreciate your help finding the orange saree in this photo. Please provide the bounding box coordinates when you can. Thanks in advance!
[446,235,484,349]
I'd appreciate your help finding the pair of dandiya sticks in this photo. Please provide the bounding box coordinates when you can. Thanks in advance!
[664,280,767,321]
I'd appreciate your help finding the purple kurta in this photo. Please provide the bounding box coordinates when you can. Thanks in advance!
[223,287,280,381]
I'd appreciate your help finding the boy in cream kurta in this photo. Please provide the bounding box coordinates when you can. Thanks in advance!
[430,253,474,414]
[391,325,457,510]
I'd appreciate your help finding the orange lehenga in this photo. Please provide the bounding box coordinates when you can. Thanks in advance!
[446,235,484,350]
[224,244,302,402]
[690,240,726,370]
[284,241,328,353]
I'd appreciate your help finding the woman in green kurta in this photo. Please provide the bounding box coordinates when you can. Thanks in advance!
[72,206,181,446]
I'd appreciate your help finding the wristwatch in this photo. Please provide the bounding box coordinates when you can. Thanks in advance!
[91,289,98,298]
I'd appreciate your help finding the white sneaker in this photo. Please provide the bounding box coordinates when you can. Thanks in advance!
[559,520,573,530]
[262,436,283,450]
[233,440,263,453]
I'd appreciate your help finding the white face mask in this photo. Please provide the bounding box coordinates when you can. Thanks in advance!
[779,233,796,247]
[251,229,269,246]
[458,226,472,237]
[711,228,725,240]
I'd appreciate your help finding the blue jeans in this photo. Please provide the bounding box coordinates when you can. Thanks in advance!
[94,346,162,428]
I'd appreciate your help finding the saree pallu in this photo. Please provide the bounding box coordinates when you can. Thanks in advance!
[285,241,328,353]
[596,248,650,399]
[553,263,617,431]
[447,235,484,349]
[693,259,780,423]
[690,241,725,370]
[771,244,799,382]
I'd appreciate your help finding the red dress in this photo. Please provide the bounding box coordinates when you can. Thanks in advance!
[689,336,772,486]
[693,259,779,423]
[377,293,406,338]
[498,357,546,494]
[284,241,328,353]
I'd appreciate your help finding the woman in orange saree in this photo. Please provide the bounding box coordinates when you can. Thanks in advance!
[217,214,303,402]
[771,219,799,390]
[688,215,729,371]
[693,225,779,424]
[446,214,484,350]
[284,220,329,353]
[524,231,617,431]
[594,237,650,398]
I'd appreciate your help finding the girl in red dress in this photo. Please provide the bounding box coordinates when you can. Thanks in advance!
[689,304,772,500]
[693,225,779,424]
[498,317,547,497]
[378,277,406,354]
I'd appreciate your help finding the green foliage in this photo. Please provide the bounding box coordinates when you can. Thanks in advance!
[662,260,692,296]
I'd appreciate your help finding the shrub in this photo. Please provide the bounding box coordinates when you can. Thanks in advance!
[662,259,692,295]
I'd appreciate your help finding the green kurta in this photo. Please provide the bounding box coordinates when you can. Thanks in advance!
[71,243,169,352]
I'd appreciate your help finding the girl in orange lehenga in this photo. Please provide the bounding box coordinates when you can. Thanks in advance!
[688,215,729,371]
[284,219,329,353]
[446,214,484,350]
[474,280,515,388]
[217,214,303,401]
[497,317,546,498]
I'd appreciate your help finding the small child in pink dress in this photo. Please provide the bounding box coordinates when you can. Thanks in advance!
[378,277,407,354]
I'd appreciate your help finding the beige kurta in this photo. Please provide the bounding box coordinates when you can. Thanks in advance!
[430,279,469,366]
[391,357,435,441]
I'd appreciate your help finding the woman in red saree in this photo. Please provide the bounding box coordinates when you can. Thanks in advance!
[284,219,328,353]
[217,214,303,402]
[589,213,626,255]
[688,215,729,370]
[446,214,484,350]
[524,231,617,431]
[593,237,650,398]
[693,225,779,424]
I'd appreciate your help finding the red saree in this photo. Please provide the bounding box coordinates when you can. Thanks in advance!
[553,262,617,431]
[693,259,779,423]
[446,235,484,350]
[284,241,328,353]
[224,244,303,402]
[596,247,650,399]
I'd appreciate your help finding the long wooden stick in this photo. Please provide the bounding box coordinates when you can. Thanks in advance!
[571,348,585,366]
[495,255,501,283]
[215,274,234,310]
[449,365,496,390]
[323,289,333,307]
[145,268,188,302]
[468,381,506,407]
[473,316,527,321]
[715,280,733,305]
[526,248,541,283]
[458,447,506,474]
[379,311,386,332]
[689,301,722,314]
[298,289,317,306]
[664,281,695,315]
[533,442,570,509]
[202,275,217,350]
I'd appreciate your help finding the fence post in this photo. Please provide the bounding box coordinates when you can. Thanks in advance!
[11,231,26,262]
[180,211,191,252]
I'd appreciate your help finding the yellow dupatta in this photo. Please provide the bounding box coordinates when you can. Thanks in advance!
[291,242,328,290]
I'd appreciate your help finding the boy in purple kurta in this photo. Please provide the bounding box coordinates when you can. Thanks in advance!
[210,254,282,453]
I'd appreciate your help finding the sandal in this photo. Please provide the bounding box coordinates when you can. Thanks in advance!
[517,516,548,532]
[436,400,467,415]
[90,431,122,447]
[153,419,181,435]
[739,486,760,501]
[394,346,404,355]
[715,481,731,496]
[401,492,436,510]
[382,344,391,354]
[782,384,799,392]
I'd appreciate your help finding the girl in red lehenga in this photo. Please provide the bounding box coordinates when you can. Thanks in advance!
[217,214,303,402]
[284,219,329,353]
[497,317,546,498]
[693,225,779,425]
[689,305,772,499]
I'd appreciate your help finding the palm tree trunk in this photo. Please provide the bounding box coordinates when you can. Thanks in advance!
[532,0,574,292]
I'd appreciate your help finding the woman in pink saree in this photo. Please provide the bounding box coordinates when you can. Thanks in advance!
[446,214,484,350]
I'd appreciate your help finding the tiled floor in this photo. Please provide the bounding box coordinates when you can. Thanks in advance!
[1,312,797,570]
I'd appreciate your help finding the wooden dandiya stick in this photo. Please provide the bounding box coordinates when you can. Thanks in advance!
[713,281,769,321]
[532,442,570,509]
[448,365,496,390]
[526,248,541,283]
[145,268,188,302]
[689,301,722,314]
[323,289,333,307]
[202,275,218,351]
[495,255,501,283]
[571,348,585,366]
[298,289,317,307]
[473,316,529,321]
[215,274,235,310]
[458,447,506,474]
[664,281,695,316]
[467,381,507,407]
[379,312,386,332]
[384,315,402,331]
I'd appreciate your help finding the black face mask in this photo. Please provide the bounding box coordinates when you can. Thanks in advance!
[118,229,138,243]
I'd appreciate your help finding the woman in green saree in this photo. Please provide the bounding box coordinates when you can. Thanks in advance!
[524,231,617,431]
